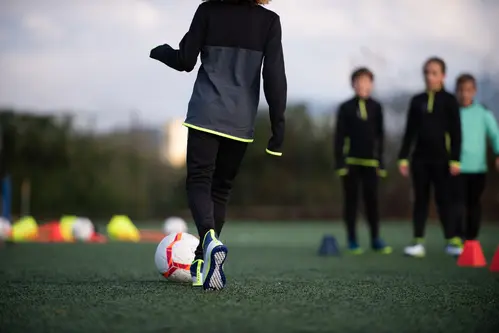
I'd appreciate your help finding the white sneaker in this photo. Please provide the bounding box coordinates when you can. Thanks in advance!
[445,245,463,257]
[404,244,426,258]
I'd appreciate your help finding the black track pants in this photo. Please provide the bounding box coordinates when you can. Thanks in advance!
[186,129,248,260]
[451,173,486,240]
[342,166,380,243]
[410,160,455,239]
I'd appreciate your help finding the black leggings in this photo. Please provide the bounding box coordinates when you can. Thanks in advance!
[410,161,455,239]
[342,166,379,242]
[451,173,486,240]
[186,129,248,260]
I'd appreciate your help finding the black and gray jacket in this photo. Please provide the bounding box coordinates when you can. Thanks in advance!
[150,1,287,155]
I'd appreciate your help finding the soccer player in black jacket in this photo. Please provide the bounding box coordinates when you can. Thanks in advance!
[398,57,462,258]
[334,68,392,255]
[150,0,286,290]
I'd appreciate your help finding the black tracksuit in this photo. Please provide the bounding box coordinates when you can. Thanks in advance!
[334,97,385,243]
[150,1,287,259]
[398,89,461,239]
[451,174,486,240]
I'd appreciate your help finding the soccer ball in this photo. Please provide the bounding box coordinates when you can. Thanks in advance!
[0,218,11,240]
[72,217,94,242]
[163,217,187,235]
[154,232,199,283]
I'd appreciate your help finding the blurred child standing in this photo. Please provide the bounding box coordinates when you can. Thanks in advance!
[452,74,499,241]
[398,57,462,257]
[334,67,392,254]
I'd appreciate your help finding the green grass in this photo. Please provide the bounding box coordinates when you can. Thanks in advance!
[1,222,499,333]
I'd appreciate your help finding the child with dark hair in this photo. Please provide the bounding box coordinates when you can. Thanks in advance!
[334,67,391,254]
[398,57,462,257]
[150,0,286,290]
[452,73,499,241]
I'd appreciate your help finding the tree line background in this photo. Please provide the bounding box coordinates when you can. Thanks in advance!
[1,87,499,223]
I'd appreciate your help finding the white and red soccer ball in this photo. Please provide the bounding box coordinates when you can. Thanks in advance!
[72,217,95,242]
[162,217,188,235]
[0,218,12,240]
[154,232,199,283]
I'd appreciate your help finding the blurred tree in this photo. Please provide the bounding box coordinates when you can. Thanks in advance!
[1,101,497,222]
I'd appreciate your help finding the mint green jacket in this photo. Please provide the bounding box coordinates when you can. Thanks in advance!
[460,103,499,173]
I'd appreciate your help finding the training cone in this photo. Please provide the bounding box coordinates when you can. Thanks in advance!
[39,221,60,231]
[457,240,487,267]
[107,215,140,242]
[38,221,62,242]
[318,234,340,256]
[11,216,38,242]
[489,246,499,272]
[48,224,64,242]
[59,215,77,242]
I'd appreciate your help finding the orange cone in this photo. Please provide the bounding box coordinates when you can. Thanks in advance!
[48,224,65,242]
[37,221,60,242]
[457,240,487,267]
[490,246,499,272]
[39,221,60,231]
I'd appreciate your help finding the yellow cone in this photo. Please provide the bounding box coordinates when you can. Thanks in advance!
[60,215,77,242]
[107,215,140,242]
[115,226,140,242]
[11,216,38,242]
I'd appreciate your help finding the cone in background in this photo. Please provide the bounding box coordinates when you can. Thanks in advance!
[318,235,340,256]
[457,240,487,267]
[48,224,64,242]
[489,246,499,272]
[38,221,61,242]
[39,221,60,231]
[11,216,38,242]
[118,227,140,242]
[107,215,140,242]
[59,215,77,242]
[107,215,128,237]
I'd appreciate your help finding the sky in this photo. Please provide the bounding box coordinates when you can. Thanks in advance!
[0,0,498,130]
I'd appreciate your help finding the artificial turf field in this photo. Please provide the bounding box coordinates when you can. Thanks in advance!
[1,222,498,333]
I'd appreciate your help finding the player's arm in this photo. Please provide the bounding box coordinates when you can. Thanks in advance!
[150,4,207,72]
[448,95,462,170]
[376,103,387,177]
[484,110,499,170]
[484,110,499,153]
[334,105,348,176]
[398,97,417,166]
[263,15,287,156]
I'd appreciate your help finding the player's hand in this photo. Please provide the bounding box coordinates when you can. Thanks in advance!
[450,164,461,176]
[399,164,409,177]
[495,157,499,172]
[377,169,387,178]
[337,168,348,177]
